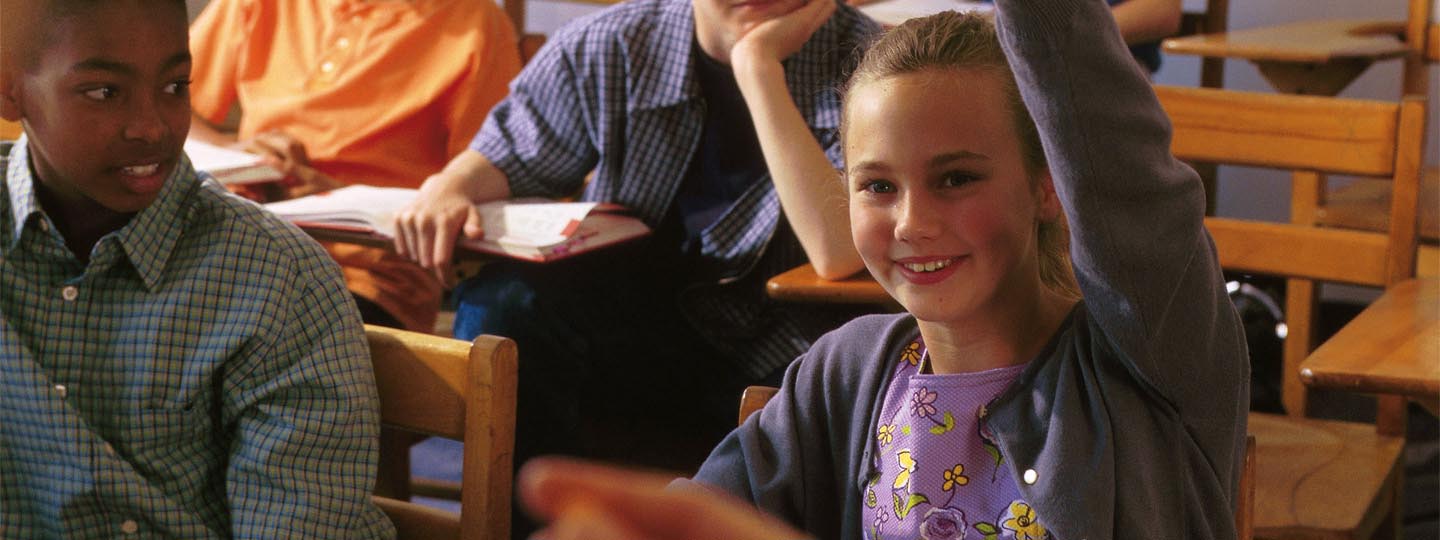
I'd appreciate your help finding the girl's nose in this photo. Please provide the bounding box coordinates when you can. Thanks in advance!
[894,192,940,242]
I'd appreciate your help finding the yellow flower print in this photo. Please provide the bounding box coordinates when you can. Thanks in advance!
[900,341,922,366]
[941,464,968,491]
[892,450,916,490]
[1001,501,1049,540]
[877,424,896,446]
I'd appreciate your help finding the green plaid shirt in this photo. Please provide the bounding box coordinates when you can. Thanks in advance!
[0,139,394,539]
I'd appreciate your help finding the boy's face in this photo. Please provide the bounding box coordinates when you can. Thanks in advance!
[0,0,191,215]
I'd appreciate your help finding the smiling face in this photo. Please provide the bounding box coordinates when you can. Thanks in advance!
[844,68,1059,325]
[0,0,191,216]
[692,0,809,63]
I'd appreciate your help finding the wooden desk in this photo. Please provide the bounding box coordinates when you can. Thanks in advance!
[1161,19,1410,95]
[766,263,890,304]
[1300,278,1440,406]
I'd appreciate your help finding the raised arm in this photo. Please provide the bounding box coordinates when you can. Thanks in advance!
[729,0,865,280]
[991,0,1244,403]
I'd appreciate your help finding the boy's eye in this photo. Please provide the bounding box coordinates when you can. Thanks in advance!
[860,179,896,194]
[83,87,118,101]
[164,79,192,95]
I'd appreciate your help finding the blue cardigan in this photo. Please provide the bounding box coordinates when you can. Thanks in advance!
[692,0,1250,538]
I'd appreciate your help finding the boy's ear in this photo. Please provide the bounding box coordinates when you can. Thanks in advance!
[0,71,21,122]
[1035,169,1062,222]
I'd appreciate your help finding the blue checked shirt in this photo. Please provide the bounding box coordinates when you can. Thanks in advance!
[0,139,394,539]
[472,0,879,377]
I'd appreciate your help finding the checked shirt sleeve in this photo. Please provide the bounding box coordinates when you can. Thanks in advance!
[220,247,393,539]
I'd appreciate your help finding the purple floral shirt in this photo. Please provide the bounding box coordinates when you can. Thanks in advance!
[861,338,1056,540]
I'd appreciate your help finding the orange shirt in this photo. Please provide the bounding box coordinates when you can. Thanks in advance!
[190,0,521,332]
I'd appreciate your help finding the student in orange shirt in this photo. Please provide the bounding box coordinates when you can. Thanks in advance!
[188,0,522,332]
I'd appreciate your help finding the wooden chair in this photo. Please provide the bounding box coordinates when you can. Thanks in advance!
[737,385,1258,540]
[1157,84,1426,540]
[366,325,519,540]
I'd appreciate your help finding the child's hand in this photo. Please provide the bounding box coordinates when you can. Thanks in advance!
[392,169,486,287]
[730,0,836,68]
[520,457,811,540]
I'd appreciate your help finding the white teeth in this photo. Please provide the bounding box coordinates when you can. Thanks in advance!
[903,259,952,273]
[121,164,159,176]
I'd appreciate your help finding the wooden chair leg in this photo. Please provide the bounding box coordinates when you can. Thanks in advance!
[1282,278,1318,417]
[376,428,421,499]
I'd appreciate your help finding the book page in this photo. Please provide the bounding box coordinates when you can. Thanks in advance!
[184,139,283,184]
[477,199,599,248]
[264,185,417,232]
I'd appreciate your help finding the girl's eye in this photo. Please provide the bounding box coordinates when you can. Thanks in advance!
[941,171,979,187]
[83,87,118,101]
[860,180,896,194]
[164,79,192,96]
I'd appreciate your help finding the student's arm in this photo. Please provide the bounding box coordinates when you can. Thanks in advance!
[992,0,1245,409]
[223,251,392,538]
[730,0,865,280]
[1110,0,1182,45]
[395,34,597,285]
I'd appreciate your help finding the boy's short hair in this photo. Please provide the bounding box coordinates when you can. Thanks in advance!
[0,0,185,75]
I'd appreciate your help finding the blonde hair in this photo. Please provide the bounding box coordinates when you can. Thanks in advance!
[841,11,1079,299]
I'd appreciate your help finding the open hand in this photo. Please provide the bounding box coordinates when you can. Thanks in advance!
[730,0,837,67]
[520,457,810,540]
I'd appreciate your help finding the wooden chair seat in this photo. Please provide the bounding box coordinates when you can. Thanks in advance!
[1248,412,1404,540]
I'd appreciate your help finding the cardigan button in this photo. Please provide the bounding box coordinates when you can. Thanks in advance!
[1022,468,1038,485]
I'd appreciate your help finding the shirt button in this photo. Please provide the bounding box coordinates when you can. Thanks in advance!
[336,37,351,48]
[61,285,79,302]
[1023,468,1039,485]
[120,519,138,534]
[54,384,67,398]
[320,61,336,73]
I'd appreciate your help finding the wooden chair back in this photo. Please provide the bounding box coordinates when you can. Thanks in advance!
[737,386,1257,539]
[1159,86,1427,430]
[366,325,519,540]
[1156,86,1426,293]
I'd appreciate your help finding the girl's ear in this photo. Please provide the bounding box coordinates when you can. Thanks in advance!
[1034,169,1062,222]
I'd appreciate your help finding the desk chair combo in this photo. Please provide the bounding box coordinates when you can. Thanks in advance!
[366,325,519,540]
[1164,0,1437,421]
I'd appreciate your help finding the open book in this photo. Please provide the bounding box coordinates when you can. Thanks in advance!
[185,139,284,185]
[264,185,652,263]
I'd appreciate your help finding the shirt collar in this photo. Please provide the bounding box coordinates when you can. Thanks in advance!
[2,136,197,290]
[5,138,45,254]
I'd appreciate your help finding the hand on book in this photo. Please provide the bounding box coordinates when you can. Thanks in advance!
[519,457,809,540]
[392,171,488,287]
